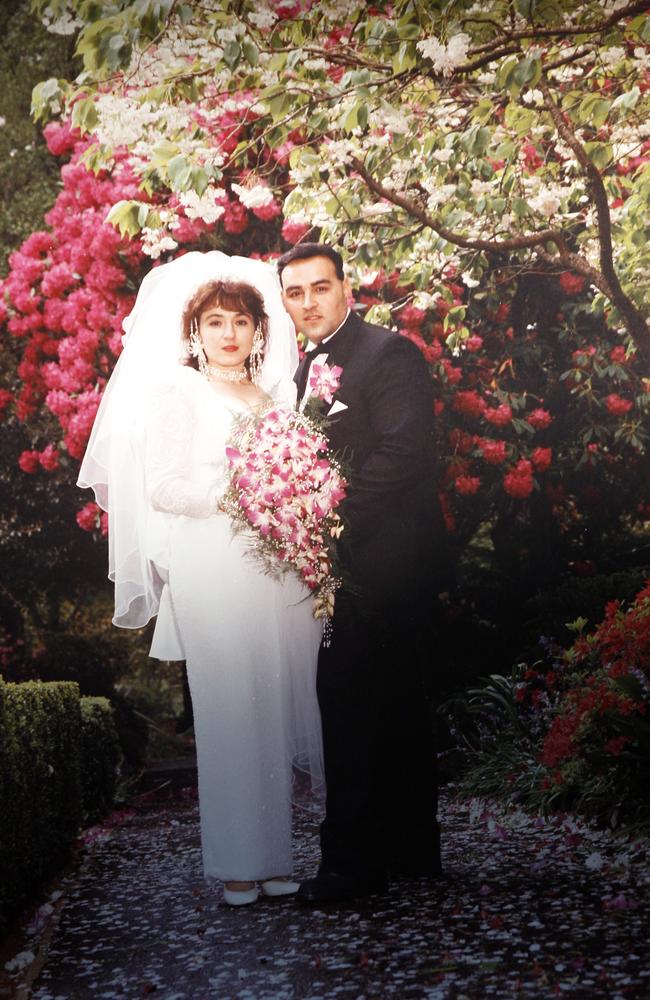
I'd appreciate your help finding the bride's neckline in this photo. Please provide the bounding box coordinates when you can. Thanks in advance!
[192,368,268,413]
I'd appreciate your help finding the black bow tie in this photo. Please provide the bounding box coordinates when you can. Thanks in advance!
[305,340,331,358]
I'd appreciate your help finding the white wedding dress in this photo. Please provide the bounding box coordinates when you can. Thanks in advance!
[143,365,324,881]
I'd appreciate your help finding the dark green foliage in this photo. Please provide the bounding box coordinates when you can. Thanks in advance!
[80,696,122,823]
[0,1,79,272]
[0,677,120,931]
[0,677,82,929]
[9,632,149,767]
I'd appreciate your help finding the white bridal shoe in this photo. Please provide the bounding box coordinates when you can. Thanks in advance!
[260,879,300,897]
[223,885,260,907]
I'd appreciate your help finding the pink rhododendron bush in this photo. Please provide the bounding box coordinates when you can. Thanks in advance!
[450,582,650,829]
[1,0,650,675]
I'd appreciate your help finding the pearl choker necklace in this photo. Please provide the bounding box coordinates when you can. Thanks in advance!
[205,364,249,384]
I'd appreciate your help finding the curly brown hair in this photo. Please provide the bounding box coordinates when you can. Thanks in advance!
[181,280,269,371]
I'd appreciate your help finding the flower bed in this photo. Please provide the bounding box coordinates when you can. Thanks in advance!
[448,582,650,830]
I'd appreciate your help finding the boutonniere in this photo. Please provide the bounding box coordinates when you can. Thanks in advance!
[308,361,343,404]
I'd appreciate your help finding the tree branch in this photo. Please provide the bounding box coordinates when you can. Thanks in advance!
[350,156,564,253]
[467,0,649,55]
[538,75,649,354]
[351,155,649,360]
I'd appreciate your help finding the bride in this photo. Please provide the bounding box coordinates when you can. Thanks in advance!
[78,252,324,906]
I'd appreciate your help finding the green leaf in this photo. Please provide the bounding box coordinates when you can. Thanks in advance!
[242,38,259,66]
[71,96,99,134]
[151,140,181,167]
[578,94,611,128]
[513,55,542,90]
[504,103,537,135]
[106,200,145,238]
[611,87,640,113]
[584,141,613,170]
[31,78,63,121]
[461,124,490,156]
[392,40,417,74]
[223,40,241,70]
[167,153,194,191]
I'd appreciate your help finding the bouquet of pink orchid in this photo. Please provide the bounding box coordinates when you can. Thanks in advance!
[222,369,347,625]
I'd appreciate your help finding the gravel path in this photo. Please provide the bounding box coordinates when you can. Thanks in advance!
[5,790,650,999]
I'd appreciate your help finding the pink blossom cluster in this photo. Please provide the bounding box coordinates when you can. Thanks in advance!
[308,362,342,404]
[223,405,347,617]
[2,121,144,473]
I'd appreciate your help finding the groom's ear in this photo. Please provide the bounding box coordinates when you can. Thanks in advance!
[343,277,353,305]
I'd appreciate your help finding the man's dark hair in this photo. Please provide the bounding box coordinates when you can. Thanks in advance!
[276,243,345,282]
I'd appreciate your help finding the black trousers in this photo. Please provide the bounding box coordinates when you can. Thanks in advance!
[316,589,440,877]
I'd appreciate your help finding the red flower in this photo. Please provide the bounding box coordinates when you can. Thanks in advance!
[559,272,586,295]
[604,393,633,416]
[453,390,486,419]
[477,438,507,464]
[76,501,100,532]
[0,389,13,418]
[531,446,552,472]
[18,449,40,474]
[38,444,60,471]
[528,408,553,430]
[281,217,311,243]
[455,475,481,496]
[223,200,249,234]
[503,459,534,499]
[484,403,512,427]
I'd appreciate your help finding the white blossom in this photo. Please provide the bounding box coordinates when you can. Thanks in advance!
[417,32,470,77]
[303,58,330,72]
[413,291,441,310]
[522,89,544,106]
[249,8,278,30]
[41,3,81,35]
[633,47,650,72]
[361,202,393,218]
[600,46,627,69]
[471,179,494,197]
[231,183,275,208]
[432,147,453,163]
[528,189,562,216]
[141,228,178,259]
[462,272,480,287]
[179,187,227,224]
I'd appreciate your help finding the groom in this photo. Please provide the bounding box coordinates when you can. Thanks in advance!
[278,243,443,904]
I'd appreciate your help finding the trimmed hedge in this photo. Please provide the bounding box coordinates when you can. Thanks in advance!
[0,678,120,931]
[80,696,121,823]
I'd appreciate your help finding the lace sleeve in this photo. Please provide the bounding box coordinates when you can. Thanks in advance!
[145,380,223,518]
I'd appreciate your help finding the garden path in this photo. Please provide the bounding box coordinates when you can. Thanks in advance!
[4,789,650,999]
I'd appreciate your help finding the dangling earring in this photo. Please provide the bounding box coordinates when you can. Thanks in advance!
[189,317,209,377]
[248,324,264,385]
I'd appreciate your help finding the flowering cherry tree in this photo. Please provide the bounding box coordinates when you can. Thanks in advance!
[2,0,649,599]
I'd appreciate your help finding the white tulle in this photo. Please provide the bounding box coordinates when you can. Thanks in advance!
[145,366,323,880]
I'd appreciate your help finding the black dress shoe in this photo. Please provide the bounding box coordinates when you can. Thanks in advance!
[296,869,388,904]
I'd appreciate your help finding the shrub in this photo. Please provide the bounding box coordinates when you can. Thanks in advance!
[0,678,121,931]
[0,677,81,929]
[447,582,650,830]
[80,696,122,824]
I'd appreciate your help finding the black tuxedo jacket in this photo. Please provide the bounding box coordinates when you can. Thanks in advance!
[295,311,441,606]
